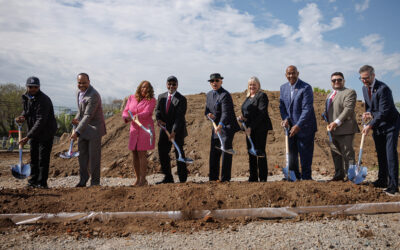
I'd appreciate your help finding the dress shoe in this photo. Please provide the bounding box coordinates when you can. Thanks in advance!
[156,178,174,184]
[372,180,387,188]
[384,187,399,195]
[329,176,344,182]
[75,183,86,187]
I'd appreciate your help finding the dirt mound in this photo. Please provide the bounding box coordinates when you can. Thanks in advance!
[49,91,378,179]
[1,181,399,236]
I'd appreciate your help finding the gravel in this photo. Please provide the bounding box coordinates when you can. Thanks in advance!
[1,213,400,249]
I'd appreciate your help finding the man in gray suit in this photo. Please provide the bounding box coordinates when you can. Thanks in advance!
[323,72,359,181]
[71,73,106,187]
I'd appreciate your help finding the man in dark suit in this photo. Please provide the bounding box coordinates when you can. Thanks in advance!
[323,72,359,181]
[155,76,188,183]
[359,65,400,195]
[205,73,240,182]
[71,73,106,187]
[279,65,317,180]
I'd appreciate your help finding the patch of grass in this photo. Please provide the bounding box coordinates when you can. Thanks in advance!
[313,87,331,95]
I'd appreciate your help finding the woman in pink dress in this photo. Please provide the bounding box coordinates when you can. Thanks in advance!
[122,80,156,186]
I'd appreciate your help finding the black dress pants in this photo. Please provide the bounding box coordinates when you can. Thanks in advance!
[247,129,268,182]
[158,131,188,182]
[29,137,53,186]
[209,133,234,182]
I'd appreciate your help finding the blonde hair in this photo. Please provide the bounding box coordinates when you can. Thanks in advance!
[246,76,261,97]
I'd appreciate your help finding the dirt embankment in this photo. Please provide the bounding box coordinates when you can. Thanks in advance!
[49,91,378,179]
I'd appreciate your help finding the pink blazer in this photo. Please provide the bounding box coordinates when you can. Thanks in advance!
[122,95,156,151]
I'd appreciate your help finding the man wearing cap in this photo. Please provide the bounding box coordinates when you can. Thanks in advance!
[16,76,57,188]
[71,73,106,187]
[205,73,240,182]
[155,76,188,184]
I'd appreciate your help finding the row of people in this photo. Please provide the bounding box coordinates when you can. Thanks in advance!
[15,65,399,195]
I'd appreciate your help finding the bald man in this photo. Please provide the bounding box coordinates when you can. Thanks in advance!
[279,66,317,180]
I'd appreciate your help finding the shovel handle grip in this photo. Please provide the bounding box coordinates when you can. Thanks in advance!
[360,131,366,151]
[158,124,173,141]
[128,110,143,127]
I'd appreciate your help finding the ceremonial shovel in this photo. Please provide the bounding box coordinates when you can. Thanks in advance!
[158,124,194,164]
[282,127,296,181]
[348,122,368,184]
[237,118,265,157]
[321,113,342,156]
[11,122,31,179]
[128,110,153,146]
[207,116,235,154]
[59,125,79,159]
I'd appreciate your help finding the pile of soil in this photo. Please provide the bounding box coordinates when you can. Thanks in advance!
[49,91,378,179]
[2,182,398,214]
[1,181,399,236]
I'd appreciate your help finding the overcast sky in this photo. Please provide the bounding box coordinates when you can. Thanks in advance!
[1,0,399,107]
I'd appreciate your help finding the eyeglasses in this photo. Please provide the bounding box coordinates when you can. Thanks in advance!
[359,76,370,81]
[331,78,343,83]
[209,79,220,83]
[27,86,39,89]
[167,82,177,86]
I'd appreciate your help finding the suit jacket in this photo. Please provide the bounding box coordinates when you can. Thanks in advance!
[324,87,359,135]
[21,90,58,141]
[155,91,188,138]
[363,79,400,135]
[205,87,240,138]
[75,85,106,140]
[241,91,273,132]
[279,79,317,137]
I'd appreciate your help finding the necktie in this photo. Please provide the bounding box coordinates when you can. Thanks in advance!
[368,87,372,100]
[327,90,337,110]
[166,95,172,114]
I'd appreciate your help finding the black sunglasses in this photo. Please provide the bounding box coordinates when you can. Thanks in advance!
[331,78,343,83]
[167,82,177,86]
[27,86,39,89]
[209,79,220,83]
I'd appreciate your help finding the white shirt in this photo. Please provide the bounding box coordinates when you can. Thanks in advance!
[166,91,176,112]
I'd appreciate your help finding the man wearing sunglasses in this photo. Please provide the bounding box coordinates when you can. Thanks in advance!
[15,76,57,188]
[155,76,188,184]
[279,65,317,180]
[205,73,240,182]
[323,72,359,182]
[359,65,400,195]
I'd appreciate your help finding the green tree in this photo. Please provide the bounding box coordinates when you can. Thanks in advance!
[55,113,73,136]
[0,83,25,136]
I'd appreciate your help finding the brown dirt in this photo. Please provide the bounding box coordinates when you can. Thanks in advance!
[1,181,399,237]
[48,91,379,179]
[1,91,398,238]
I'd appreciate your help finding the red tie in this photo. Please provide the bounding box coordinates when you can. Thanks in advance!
[328,90,337,109]
[166,95,172,114]
[368,87,372,99]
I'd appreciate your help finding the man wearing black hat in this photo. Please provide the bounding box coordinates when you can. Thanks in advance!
[16,76,57,188]
[155,76,188,183]
[205,73,240,182]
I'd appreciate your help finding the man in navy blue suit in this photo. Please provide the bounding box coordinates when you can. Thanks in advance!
[205,73,240,182]
[279,65,317,180]
[359,65,400,195]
